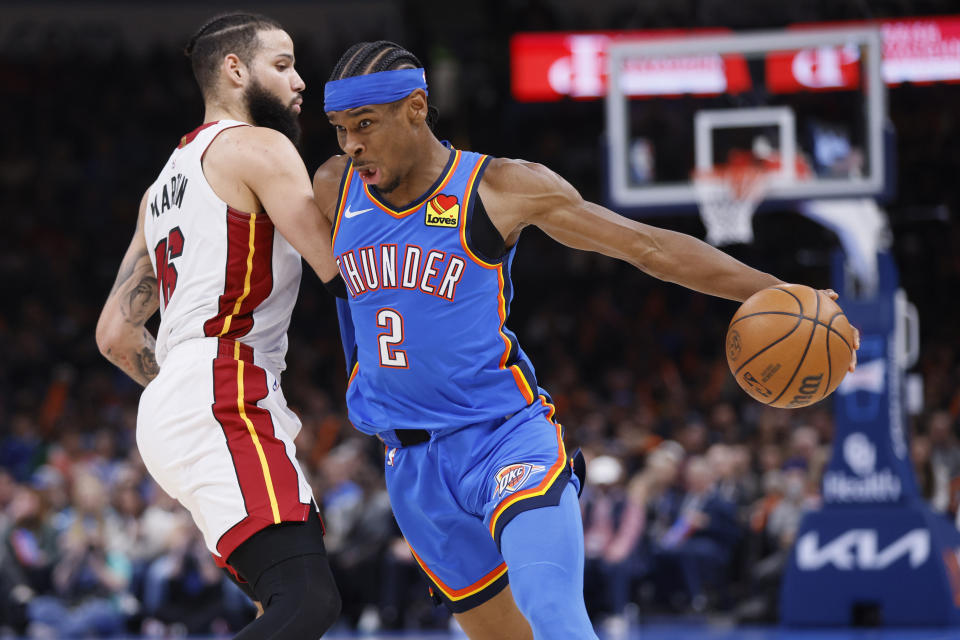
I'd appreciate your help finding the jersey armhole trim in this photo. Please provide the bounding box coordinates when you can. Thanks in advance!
[178,120,220,148]
[331,159,354,249]
[197,123,261,218]
[464,155,507,265]
[199,123,252,165]
[458,155,498,268]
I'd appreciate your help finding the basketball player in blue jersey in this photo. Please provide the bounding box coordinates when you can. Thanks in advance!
[313,42,858,639]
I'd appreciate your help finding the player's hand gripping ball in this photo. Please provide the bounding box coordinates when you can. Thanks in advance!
[726,284,856,408]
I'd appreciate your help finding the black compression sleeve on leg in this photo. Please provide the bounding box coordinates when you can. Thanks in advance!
[222,566,257,601]
[228,515,342,639]
[229,514,328,585]
[233,553,341,640]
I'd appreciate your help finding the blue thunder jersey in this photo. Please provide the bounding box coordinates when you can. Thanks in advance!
[332,147,539,436]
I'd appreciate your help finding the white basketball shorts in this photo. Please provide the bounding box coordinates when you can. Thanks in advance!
[137,337,315,564]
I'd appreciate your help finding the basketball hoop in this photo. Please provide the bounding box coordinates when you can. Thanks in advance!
[693,159,771,247]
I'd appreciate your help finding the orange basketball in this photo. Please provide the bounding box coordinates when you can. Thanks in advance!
[725,284,856,408]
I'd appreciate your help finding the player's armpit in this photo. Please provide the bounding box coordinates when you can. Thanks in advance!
[234,128,339,282]
[480,158,781,302]
[96,191,161,387]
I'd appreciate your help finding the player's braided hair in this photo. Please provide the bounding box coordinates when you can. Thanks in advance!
[329,41,438,129]
[185,13,283,96]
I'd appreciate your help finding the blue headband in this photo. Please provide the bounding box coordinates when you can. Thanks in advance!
[324,68,428,112]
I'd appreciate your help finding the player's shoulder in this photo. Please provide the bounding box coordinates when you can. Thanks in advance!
[312,155,350,191]
[482,156,556,187]
[204,126,306,193]
[480,156,564,198]
[207,126,303,168]
[312,154,350,193]
[211,126,296,155]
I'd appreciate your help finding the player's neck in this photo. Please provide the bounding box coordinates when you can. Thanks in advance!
[203,102,252,126]
[378,135,451,207]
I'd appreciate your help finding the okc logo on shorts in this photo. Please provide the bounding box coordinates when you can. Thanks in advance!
[493,463,546,498]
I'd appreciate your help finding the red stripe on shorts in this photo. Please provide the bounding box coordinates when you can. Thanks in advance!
[211,348,309,560]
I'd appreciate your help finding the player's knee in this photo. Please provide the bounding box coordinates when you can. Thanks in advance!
[256,555,341,638]
[510,570,593,640]
[291,558,341,633]
[510,564,573,617]
[309,575,342,631]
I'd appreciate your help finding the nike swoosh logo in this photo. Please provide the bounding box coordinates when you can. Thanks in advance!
[344,206,373,219]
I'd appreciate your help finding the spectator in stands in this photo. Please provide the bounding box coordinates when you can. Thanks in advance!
[0,416,42,483]
[378,531,451,632]
[139,520,234,636]
[26,471,132,638]
[636,443,685,549]
[926,410,960,512]
[0,471,16,532]
[730,444,760,507]
[707,444,743,506]
[911,432,937,503]
[737,459,819,622]
[326,453,395,630]
[652,455,740,611]
[582,454,645,633]
[0,484,57,633]
[708,402,742,444]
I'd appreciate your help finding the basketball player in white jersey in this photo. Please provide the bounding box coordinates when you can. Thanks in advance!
[96,14,341,639]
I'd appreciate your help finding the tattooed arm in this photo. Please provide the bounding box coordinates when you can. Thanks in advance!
[96,191,160,387]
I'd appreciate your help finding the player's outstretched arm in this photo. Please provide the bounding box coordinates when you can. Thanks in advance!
[96,191,160,387]
[479,159,782,302]
[231,127,340,283]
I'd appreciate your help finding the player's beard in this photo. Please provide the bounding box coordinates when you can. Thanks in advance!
[245,79,301,146]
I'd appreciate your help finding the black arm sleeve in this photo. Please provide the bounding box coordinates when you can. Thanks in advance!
[322,273,348,299]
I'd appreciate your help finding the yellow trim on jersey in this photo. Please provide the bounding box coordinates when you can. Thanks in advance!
[457,155,496,268]
[456,154,534,405]
[234,340,282,523]
[220,211,258,337]
[363,150,462,219]
[331,160,354,251]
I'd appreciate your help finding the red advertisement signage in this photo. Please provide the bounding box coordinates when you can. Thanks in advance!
[510,29,749,101]
[510,16,960,101]
[766,44,863,93]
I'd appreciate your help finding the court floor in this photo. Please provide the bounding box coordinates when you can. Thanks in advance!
[317,623,960,640]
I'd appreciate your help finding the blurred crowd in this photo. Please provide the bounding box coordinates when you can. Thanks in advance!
[2,0,960,636]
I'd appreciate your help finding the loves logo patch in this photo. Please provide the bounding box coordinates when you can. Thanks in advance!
[425,194,460,228]
[493,463,546,498]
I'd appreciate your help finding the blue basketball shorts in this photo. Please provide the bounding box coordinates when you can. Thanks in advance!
[382,394,582,613]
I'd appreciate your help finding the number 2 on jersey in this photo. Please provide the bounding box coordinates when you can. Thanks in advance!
[154,227,184,308]
[376,308,408,368]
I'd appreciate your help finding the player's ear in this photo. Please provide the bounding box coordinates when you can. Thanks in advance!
[222,53,246,88]
[405,89,428,124]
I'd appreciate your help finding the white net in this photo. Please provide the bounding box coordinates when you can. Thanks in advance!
[693,165,770,246]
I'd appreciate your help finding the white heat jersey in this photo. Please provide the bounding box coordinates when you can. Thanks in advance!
[144,120,302,375]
